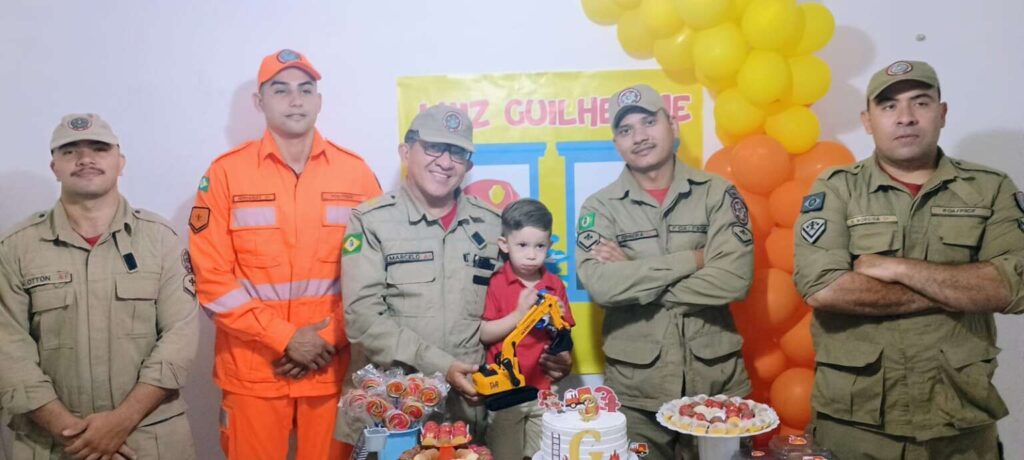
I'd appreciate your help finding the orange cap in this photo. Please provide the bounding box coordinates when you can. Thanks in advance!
[257,49,321,87]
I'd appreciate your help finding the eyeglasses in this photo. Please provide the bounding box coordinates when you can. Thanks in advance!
[417,141,472,164]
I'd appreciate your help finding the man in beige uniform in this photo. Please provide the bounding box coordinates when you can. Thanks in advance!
[341,105,572,441]
[0,114,198,459]
[576,85,753,458]
[794,61,1024,459]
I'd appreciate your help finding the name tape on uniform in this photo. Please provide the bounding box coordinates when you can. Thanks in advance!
[668,225,708,233]
[385,251,434,266]
[24,271,72,289]
[846,215,898,226]
[322,192,366,202]
[930,207,993,218]
[232,194,276,203]
[616,229,658,244]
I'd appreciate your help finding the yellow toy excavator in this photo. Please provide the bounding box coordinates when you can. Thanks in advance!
[472,291,574,411]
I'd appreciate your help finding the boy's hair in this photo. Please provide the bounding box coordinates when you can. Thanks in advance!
[501,198,552,236]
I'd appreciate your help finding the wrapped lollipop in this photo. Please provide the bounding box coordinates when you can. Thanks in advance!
[400,398,427,422]
[384,368,408,399]
[418,385,443,407]
[365,395,393,422]
[384,409,413,431]
[353,364,385,392]
[404,374,425,399]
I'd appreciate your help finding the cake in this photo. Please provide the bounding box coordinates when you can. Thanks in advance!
[538,410,630,460]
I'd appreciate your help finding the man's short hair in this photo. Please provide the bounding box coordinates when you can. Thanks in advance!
[501,198,553,236]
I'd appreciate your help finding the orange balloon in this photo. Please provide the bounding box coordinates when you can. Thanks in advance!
[766,227,794,272]
[748,343,789,383]
[762,268,801,332]
[730,135,793,194]
[779,312,815,368]
[770,367,814,428]
[737,188,772,235]
[753,234,771,271]
[792,141,856,182]
[704,146,735,182]
[748,377,772,404]
[768,180,812,228]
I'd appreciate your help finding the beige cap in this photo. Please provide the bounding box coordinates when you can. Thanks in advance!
[867,60,940,101]
[609,84,666,129]
[409,104,475,153]
[50,113,119,151]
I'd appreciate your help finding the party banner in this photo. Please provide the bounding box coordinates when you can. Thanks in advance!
[397,69,703,374]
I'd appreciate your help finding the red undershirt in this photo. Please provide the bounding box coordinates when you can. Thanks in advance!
[439,205,458,230]
[82,235,101,247]
[887,175,923,197]
[646,188,670,206]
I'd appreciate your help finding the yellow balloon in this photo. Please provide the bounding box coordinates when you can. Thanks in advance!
[715,88,766,137]
[617,9,656,59]
[693,22,748,81]
[737,49,791,105]
[581,0,623,26]
[729,0,753,21]
[655,27,698,83]
[717,125,743,147]
[787,55,831,105]
[615,0,642,9]
[673,0,732,30]
[642,0,686,38]
[765,105,820,154]
[741,0,800,50]
[697,68,735,96]
[785,3,835,55]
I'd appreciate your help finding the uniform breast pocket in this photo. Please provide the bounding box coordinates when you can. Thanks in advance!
[29,286,75,350]
[931,219,985,263]
[317,203,358,263]
[115,274,161,338]
[384,241,438,317]
[848,223,901,255]
[666,225,708,253]
[230,205,282,268]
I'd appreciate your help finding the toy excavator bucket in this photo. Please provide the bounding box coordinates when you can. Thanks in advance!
[484,385,539,412]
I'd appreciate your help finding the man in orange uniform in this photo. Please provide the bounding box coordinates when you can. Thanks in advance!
[189,49,381,460]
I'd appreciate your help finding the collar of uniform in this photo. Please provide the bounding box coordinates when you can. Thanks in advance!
[496,262,559,291]
[866,148,966,194]
[257,129,329,169]
[608,160,703,206]
[43,194,133,244]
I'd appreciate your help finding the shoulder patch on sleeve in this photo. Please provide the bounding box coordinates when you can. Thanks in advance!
[730,225,753,246]
[800,218,827,244]
[577,230,600,252]
[189,207,210,234]
[1014,191,1024,214]
[800,192,826,214]
[725,186,749,225]
[342,233,364,256]
[578,211,596,231]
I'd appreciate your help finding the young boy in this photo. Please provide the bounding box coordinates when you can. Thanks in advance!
[480,198,574,459]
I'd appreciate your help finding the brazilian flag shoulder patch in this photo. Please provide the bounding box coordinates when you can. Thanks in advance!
[198,176,210,192]
[342,234,364,256]
[578,211,596,231]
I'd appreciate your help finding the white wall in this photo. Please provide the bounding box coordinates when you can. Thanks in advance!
[1,1,1021,458]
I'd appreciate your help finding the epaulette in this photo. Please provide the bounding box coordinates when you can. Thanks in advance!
[464,194,501,217]
[823,161,865,180]
[355,192,398,214]
[326,140,369,162]
[130,208,178,235]
[0,210,50,242]
[210,140,257,163]
[949,157,1007,178]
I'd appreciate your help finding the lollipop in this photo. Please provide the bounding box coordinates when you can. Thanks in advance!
[404,375,425,398]
[365,396,392,421]
[384,409,412,431]
[400,399,427,421]
[419,385,442,407]
[386,378,407,399]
